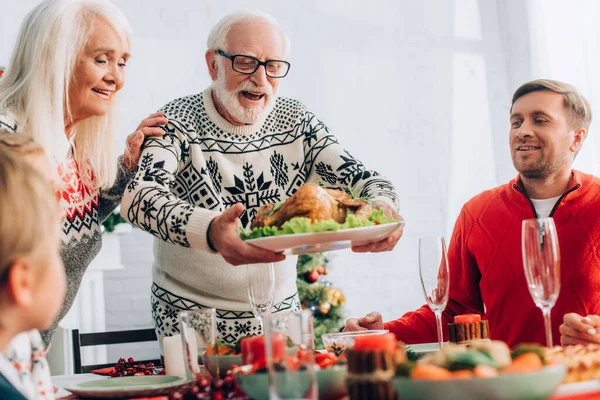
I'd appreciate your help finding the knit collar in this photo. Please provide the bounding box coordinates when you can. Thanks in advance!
[510,169,589,200]
[202,88,268,136]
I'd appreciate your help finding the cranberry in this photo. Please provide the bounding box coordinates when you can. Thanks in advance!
[211,379,224,391]
[198,378,210,388]
[128,357,135,364]
[211,393,223,400]
[147,362,154,367]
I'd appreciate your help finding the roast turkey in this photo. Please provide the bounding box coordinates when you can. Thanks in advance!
[251,183,371,229]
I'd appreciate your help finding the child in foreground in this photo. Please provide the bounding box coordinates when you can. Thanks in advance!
[0,144,65,399]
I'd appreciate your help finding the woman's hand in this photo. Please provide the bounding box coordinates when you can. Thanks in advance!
[122,111,168,171]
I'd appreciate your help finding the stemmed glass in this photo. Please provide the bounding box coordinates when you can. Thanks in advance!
[419,236,450,349]
[522,217,561,347]
[179,308,217,380]
[263,310,317,400]
[247,262,276,332]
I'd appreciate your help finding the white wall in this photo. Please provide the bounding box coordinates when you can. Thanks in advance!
[3,0,599,356]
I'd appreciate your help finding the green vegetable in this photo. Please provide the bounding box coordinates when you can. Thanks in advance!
[406,347,420,362]
[240,208,399,240]
[396,360,417,377]
[446,351,498,371]
[511,344,546,365]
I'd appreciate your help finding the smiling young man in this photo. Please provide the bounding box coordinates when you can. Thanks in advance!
[345,79,600,348]
[121,10,402,349]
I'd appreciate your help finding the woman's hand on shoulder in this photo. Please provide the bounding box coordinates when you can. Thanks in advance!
[122,111,169,171]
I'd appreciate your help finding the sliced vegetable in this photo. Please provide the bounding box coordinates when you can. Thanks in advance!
[411,364,453,380]
[511,343,546,365]
[446,351,497,371]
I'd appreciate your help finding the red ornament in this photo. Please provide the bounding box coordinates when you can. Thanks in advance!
[306,270,319,283]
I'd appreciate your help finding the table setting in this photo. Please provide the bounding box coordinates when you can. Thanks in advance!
[53,195,600,399]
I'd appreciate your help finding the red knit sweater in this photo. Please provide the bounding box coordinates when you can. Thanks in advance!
[385,170,600,348]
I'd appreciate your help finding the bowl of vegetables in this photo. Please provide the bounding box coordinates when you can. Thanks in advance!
[392,342,566,400]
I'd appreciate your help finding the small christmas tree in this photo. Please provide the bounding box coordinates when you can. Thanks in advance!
[296,253,346,348]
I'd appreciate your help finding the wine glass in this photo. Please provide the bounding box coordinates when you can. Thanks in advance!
[522,217,561,347]
[263,310,317,400]
[419,236,450,349]
[179,308,217,380]
[247,262,276,332]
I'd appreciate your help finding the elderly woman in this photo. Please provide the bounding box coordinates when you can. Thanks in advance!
[0,0,166,347]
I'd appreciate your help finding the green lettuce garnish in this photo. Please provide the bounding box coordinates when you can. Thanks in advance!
[240,208,398,240]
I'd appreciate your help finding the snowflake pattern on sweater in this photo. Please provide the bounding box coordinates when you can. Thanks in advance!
[124,91,399,248]
[121,89,399,344]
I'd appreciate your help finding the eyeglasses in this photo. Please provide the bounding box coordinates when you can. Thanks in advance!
[217,50,291,78]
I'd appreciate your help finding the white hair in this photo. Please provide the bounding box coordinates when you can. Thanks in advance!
[207,9,291,58]
[0,0,132,189]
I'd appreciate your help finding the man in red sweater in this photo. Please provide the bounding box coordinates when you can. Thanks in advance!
[344,79,599,348]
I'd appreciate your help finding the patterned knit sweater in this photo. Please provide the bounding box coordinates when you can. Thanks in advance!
[0,111,134,347]
[385,170,600,348]
[121,88,398,342]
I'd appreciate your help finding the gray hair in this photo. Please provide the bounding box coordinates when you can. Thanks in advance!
[0,0,132,188]
[207,10,291,58]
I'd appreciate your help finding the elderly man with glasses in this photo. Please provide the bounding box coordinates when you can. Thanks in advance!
[121,10,402,346]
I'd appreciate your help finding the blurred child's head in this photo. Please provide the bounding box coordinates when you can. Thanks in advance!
[0,132,53,182]
[0,147,65,334]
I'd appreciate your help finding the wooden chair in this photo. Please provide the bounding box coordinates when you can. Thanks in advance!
[71,328,162,373]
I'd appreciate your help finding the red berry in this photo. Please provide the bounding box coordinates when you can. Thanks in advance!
[211,393,223,400]
[147,362,154,367]
[128,357,134,364]
[306,270,319,283]
[316,265,325,274]
[212,379,224,391]
[198,377,210,388]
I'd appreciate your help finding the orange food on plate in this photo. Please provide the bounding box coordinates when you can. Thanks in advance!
[315,352,338,369]
[454,314,482,324]
[353,332,397,354]
[473,364,499,378]
[410,364,453,380]
[503,353,543,374]
[451,370,474,380]
[205,343,237,356]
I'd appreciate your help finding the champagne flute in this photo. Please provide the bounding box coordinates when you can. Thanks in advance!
[522,217,561,347]
[247,262,276,332]
[419,236,450,349]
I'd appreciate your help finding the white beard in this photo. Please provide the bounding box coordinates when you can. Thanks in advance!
[211,65,276,125]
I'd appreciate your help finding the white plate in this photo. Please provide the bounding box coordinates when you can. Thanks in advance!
[245,222,404,255]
